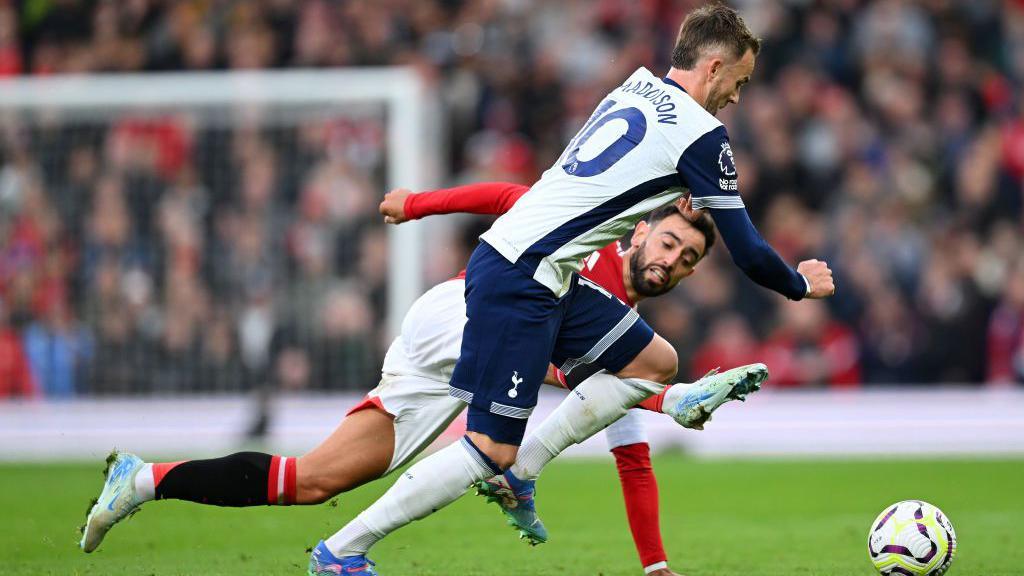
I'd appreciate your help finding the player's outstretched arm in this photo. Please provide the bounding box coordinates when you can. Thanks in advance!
[379,181,529,224]
[709,207,834,300]
[677,127,835,300]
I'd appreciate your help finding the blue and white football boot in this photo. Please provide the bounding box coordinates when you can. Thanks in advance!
[475,469,547,545]
[308,541,378,575]
[665,363,768,430]
[80,451,146,552]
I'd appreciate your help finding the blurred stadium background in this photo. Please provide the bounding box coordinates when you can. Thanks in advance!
[0,0,1023,457]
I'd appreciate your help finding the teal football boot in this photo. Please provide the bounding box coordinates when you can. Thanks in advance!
[476,469,547,545]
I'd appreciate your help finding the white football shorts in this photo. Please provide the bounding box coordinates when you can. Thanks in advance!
[347,277,652,474]
[346,279,468,474]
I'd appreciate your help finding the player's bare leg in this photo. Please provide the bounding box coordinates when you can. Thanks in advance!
[480,338,766,548]
[510,339,766,484]
[463,431,518,469]
[82,402,408,553]
[81,409,399,553]
[617,334,680,383]
[510,335,676,483]
[296,408,395,504]
[482,362,766,545]
[476,335,676,544]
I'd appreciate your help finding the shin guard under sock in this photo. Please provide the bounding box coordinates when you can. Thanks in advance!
[154,452,296,506]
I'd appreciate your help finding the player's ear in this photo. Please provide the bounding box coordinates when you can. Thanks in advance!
[632,221,650,247]
[707,56,724,80]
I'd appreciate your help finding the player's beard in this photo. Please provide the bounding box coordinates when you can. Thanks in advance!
[629,245,673,298]
[704,80,731,115]
[705,86,726,115]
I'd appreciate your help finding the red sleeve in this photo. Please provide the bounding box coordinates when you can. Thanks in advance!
[404,182,529,220]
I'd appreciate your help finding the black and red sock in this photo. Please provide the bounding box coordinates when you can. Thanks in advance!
[153,452,297,506]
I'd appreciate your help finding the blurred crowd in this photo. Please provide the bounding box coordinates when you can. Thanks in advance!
[3,0,1024,399]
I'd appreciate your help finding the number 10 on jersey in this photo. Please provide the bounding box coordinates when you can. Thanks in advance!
[563,100,647,177]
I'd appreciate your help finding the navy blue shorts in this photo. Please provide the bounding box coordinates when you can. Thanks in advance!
[449,242,654,446]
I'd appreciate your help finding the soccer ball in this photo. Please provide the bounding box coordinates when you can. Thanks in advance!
[867,500,957,575]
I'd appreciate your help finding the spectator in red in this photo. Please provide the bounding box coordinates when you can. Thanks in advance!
[690,313,763,381]
[0,3,20,76]
[0,298,37,399]
[987,260,1024,385]
[761,299,861,388]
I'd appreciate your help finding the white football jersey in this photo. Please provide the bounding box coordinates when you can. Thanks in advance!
[480,66,744,296]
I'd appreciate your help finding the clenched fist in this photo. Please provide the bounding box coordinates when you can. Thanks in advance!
[797,259,835,299]
[380,188,413,224]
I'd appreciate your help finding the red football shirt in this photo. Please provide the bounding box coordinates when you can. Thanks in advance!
[405,182,634,307]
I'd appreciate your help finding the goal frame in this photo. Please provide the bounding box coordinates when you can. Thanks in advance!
[0,68,441,338]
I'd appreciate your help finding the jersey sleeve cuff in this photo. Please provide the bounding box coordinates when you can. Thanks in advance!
[800,273,811,297]
[403,193,421,220]
[691,195,745,210]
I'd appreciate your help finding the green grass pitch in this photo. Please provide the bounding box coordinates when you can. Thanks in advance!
[2,457,1022,575]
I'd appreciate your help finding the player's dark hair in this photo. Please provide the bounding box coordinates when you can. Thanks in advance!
[646,204,716,259]
[671,3,761,70]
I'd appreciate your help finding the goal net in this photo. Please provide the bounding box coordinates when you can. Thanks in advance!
[0,68,439,398]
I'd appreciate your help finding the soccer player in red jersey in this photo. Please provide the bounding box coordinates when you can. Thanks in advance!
[385,182,716,575]
[82,182,755,576]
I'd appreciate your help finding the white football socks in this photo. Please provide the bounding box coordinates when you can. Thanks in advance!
[511,372,665,481]
[325,437,498,558]
[660,380,695,413]
[134,463,155,502]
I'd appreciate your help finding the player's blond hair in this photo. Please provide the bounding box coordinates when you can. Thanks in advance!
[671,3,761,70]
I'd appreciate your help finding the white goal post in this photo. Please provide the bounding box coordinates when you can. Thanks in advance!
[0,68,441,340]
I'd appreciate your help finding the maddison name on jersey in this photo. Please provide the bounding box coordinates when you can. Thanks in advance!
[618,79,678,125]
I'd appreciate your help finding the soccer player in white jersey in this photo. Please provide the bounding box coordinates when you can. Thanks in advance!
[310,5,834,575]
[80,182,759,576]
